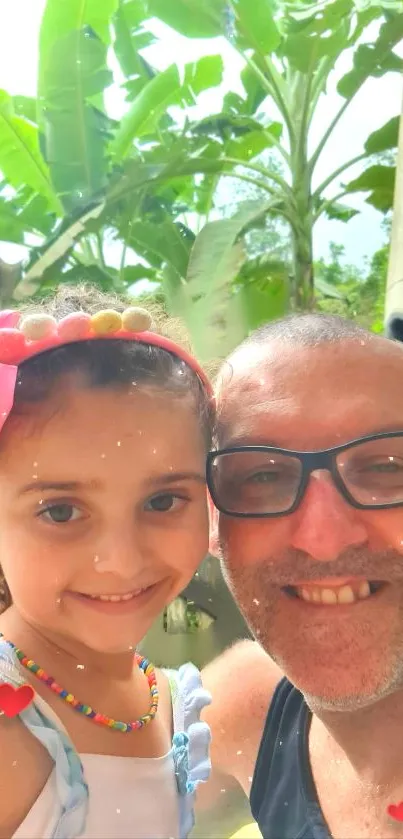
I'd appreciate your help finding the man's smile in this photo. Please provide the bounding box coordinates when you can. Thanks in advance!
[283,578,384,605]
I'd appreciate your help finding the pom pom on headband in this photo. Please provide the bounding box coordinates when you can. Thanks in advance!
[0,306,212,396]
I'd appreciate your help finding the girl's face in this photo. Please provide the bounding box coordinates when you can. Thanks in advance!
[0,385,209,653]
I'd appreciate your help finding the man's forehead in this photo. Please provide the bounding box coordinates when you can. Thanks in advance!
[215,336,403,447]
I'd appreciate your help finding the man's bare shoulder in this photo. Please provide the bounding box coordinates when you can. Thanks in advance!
[201,640,282,792]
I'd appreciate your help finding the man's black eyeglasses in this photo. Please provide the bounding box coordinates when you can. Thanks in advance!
[206,432,403,518]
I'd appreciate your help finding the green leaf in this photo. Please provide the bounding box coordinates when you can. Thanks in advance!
[111,58,223,158]
[239,276,288,329]
[322,201,359,222]
[0,90,60,214]
[315,276,346,299]
[146,0,228,38]
[14,201,105,299]
[18,194,56,237]
[40,28,113,212]
[366,185,395,213]
[283,19,349,72]
[193,112,266,140]
[337,15,403,99]
[179,200,278,360]
[344,164,396,213]
[240,64,268,115]
[161,263,185,314]
[117,0,148,29]
[128,219,193,276]
[113,1,156,84]
[182,55,224,100]
[345,164,395,194]
[39,0,119,54]
[226,123,283,161]
[122,264,157,284]
[231,0,282,55]
[364,116,399,154]
[111,65,180,157]
[0,198,26,244]
[12,96,38,125]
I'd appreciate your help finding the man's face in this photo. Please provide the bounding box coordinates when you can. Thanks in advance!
[213,337,403,711]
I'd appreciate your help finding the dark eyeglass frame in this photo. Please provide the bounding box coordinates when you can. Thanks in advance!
[206,431,403,518]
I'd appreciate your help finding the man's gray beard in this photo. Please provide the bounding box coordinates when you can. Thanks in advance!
[218,541,403,712]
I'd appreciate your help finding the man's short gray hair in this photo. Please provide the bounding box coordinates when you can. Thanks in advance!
[241,313,375,350]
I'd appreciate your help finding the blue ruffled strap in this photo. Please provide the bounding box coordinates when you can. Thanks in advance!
[0,641,88,839]
[167,663,212,838]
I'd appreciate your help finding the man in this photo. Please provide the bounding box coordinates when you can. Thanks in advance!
[202,313,403,838]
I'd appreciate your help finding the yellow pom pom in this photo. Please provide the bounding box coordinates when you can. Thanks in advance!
[122,307,153,333]
[90,310,122,335]
[20,314,57,341]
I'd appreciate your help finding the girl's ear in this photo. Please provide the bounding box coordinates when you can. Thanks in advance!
[207,491,220,557]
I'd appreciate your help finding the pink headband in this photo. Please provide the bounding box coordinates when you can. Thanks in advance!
[0,307,213,432]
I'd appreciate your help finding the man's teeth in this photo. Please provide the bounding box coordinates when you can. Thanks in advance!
[296,581,371,605]
[87,590,147,602]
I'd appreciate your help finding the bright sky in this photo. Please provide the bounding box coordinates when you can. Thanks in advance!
[0,0,402,269]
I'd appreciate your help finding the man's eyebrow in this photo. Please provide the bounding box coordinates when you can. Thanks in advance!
[19,472,206,496]
[213,430,279,449]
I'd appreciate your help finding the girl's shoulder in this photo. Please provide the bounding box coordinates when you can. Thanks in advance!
[0,639,55,836]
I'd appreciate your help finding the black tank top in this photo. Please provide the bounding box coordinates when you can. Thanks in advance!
[250,678,332,839]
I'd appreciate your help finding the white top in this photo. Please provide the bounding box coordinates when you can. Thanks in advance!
[1,660,212,839]
[14,751,179,839]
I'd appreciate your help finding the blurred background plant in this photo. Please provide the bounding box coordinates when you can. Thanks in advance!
[0,0,401,360]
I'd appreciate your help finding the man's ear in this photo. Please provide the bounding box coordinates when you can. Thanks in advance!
[207,491,220,557]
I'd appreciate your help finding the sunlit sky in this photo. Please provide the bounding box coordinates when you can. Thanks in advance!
[0,0,402,269]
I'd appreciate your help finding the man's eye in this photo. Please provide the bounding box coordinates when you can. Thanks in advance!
[145,493,186,513]
[246,470,281,483]
[38,504,83,524]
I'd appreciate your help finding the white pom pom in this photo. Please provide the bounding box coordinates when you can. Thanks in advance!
[20,314,57,341]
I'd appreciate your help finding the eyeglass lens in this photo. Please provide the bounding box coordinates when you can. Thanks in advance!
[209,435,403,515]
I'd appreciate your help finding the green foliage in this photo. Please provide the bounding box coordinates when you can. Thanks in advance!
[0,90,60,214]
[316,238,388,332]
[0,0,399,353]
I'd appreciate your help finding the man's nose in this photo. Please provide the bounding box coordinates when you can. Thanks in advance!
[290,472,368,562]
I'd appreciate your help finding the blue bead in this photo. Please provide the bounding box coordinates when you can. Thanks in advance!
[60,689,68,698]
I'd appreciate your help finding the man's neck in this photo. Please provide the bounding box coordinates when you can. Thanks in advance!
[309,688,403,788]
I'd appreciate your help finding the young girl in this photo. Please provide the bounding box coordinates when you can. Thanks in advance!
[0,286,214,839]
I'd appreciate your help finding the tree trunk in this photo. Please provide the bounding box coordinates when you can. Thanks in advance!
[290,167,314,311]
[291,217,314,310]
[385,91,403,339]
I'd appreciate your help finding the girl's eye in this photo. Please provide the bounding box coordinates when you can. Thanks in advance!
[144,493,186,513]
[38,503,83,524]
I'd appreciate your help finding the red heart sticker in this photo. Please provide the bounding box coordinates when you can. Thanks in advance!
[387,803,403,822]
[0,682,35,717]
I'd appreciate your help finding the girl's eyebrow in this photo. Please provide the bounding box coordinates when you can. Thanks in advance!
[19,480,86,495]
[18,472,206,496]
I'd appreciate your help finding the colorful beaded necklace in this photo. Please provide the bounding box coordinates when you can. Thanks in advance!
[0,633,159,733]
